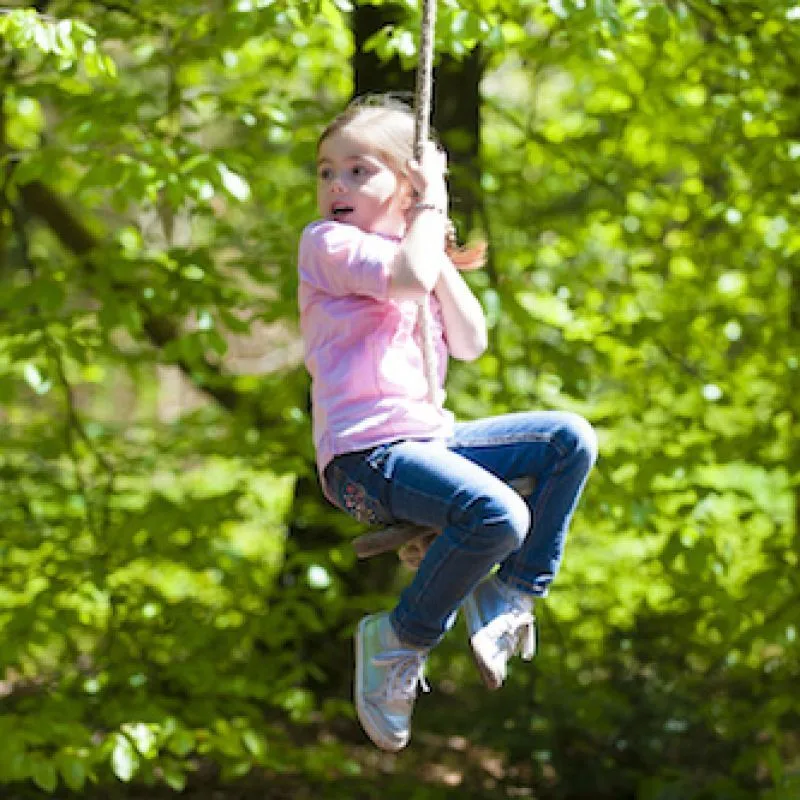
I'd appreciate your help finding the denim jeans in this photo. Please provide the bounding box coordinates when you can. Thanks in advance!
[325,411,597,649]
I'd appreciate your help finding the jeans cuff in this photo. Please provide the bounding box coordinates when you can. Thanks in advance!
[497,573,551,598]
[389,609,438,650]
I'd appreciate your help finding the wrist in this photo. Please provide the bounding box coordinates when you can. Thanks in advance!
[412,201,447,215]
[416,180,447,209]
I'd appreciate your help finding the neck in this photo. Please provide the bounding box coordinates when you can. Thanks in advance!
[369,217,406,239]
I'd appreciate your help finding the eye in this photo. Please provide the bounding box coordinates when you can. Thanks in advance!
[318,166,333,181]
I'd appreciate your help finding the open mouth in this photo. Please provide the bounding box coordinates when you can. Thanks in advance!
[331,204,354,220]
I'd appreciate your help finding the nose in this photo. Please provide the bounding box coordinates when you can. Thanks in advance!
[330,175,346,193]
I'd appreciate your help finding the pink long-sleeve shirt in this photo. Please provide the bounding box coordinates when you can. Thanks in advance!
[298,220,455,494]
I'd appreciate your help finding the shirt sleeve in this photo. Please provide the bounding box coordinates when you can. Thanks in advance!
[298,221,398,299]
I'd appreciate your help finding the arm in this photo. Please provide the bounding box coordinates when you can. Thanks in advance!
[434,258,488,361]
[387,143,450,300]
[388,208,449,299]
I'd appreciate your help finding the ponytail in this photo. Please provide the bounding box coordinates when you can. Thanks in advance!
[445,223,487,271]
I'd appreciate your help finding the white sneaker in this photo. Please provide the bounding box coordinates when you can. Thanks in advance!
[354,613,429,752]
[462,575,536,690]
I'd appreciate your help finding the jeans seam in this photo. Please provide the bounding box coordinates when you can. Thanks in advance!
[448,432,554,450]
[499,436,566,581]
[503,477,551,580]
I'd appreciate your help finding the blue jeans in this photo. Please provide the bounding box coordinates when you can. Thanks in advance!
[325,411,597,649]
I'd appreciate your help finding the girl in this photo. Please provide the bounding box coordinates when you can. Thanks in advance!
[297,96,597,752]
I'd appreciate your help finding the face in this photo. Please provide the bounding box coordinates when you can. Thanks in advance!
[316,127,412,237]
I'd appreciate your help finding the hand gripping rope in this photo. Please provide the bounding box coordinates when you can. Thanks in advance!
[351,2,536,568]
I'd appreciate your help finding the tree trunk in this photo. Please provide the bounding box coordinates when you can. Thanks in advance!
[353,2,485,227]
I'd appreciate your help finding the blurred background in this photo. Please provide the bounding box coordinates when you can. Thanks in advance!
[0,1,796,797]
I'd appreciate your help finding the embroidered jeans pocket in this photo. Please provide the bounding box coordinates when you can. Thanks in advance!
[326,461,393,526]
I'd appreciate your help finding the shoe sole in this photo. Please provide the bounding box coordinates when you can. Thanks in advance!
[354,616,408,752]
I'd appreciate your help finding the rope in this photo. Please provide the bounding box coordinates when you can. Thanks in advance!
[413,0,436,157]
[414,0,439,406]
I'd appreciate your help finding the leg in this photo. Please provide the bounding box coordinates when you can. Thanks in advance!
[327,440,531,648]
[450,411,596,688]
[448,411,597,596]
[328,441,531,749]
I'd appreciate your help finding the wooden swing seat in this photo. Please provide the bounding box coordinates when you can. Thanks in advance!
[352,476,536,568]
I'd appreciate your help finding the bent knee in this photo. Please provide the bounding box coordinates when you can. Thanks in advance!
[455,488,530,554]
[480,490,530,553]
[559,413,598,468]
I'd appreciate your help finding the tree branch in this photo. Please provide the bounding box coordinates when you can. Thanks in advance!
[17,179,290,424]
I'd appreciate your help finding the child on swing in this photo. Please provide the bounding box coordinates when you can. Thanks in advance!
[298,96,597,752]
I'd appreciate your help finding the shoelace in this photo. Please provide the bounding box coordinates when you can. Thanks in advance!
[493,607,536,662]
[371,649,430,704]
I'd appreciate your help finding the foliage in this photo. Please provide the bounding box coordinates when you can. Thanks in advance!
[0,0,797,798]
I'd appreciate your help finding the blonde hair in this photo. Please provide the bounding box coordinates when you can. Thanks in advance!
[318,95,417,178]
[319,95,487,270]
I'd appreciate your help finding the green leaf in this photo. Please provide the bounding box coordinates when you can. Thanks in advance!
[58,754,87,791]
[218,164,251,202]
[594,0,622,35]
[111,734,139,783]
[122,723,158,758]
[30,758,58,792]
[162,762,187,792]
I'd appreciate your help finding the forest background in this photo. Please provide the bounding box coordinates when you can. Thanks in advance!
[0,1,797,798]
